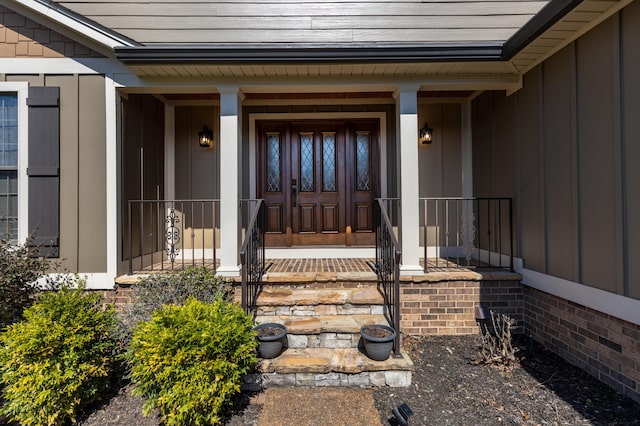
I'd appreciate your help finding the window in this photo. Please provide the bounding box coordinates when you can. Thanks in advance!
[0,94,18,242]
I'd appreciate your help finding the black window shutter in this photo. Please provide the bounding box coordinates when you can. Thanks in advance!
[27,87,60,257]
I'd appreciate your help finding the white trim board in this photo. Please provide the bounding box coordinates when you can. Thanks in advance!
[42,273,115,290]
[0,82,31,244]
[515,258,640,327]
[0,58,131,75]
[104,76,119,295]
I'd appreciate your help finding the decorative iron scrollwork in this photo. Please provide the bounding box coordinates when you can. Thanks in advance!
[166,208,181,263]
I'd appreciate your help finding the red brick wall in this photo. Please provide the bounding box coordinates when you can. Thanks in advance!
[96,286,134,311]
[399,280,524,335]
[524,287,640,404]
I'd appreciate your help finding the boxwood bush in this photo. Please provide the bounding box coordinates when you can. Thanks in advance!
[0,281,118,426]
[127,298,257,425]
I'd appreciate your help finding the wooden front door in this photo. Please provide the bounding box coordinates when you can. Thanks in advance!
[258,119,378,247]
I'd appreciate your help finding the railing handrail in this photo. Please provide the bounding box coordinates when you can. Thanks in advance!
[240,199,265,314]
[239,199,263,259]
[375,198,402,358]
[376,198,401,258]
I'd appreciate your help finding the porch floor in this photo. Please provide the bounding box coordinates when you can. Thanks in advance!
[124,257,513,279]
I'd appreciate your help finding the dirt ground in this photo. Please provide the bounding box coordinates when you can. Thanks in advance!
[5,334,640,425]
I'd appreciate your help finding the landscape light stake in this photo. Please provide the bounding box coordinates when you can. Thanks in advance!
[392,402,414,426]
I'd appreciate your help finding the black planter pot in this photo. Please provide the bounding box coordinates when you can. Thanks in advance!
[254,323,287,359]
[360,324,396,361]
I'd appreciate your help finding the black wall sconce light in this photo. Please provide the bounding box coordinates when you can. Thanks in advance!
[419,123,434,145]
[198,126,214,148]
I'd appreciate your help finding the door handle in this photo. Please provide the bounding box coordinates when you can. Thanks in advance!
[291,179,297,207]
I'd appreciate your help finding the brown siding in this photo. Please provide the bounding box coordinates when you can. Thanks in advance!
[175,106,218,200]
[472,93,494,198]
[518,66,545,272]
[418,103,462,198]
[2,74,107,272]
[121,94,165,260]
[576,17,623,294]
[0,5,103,58]
[621,0,640,299]
[543,47,579,282]
[78,75,107,273]
[46,75,79,272]
[473,3,640,299]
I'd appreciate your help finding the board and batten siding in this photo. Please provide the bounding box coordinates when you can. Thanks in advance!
[54,0,547,44]
[175,105,218,201]
[0,74,107,273]
[418,103,462,199]
[472,0,640,300]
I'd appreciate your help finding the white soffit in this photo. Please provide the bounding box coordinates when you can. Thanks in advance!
[127,61,519,79]
[510,0,628,73]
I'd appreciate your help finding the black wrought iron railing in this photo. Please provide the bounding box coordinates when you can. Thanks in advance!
[420,197,513,271]
[127,200,219,274]
[374,198,402,358]
[240,199,265,314]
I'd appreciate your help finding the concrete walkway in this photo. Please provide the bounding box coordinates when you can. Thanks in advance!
[258,387,383,426]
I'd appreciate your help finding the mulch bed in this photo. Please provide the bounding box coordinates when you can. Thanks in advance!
[4,334,640,425]
[374,334,640,425]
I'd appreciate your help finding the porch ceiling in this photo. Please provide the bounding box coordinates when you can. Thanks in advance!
[125,60,520,79]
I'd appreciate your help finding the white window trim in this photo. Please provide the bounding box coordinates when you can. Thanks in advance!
[1,82,29,244]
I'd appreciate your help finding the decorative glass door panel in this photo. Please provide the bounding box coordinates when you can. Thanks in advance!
[258,120,378,247]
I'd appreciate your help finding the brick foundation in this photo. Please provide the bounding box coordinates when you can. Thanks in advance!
[96,285,134,311]
[100,274,640,401]
[399,280,524,335]
[524,286,640,404]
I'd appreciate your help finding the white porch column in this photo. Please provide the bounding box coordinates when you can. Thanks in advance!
[164,104,175,201]
[217,86,243,276]
[461,100,473,198]
[460,100,476,261]
[395,85,423,274]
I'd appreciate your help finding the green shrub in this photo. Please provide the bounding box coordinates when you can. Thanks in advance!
[0,238,50,329]
[0,281,118,426]
[127,298,257,425]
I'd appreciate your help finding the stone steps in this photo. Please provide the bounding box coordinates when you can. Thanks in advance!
[251,279,413,388]
[256,287,383,306]
[256,314,386,334]
[245,348,412,388]
[256,314,386,350]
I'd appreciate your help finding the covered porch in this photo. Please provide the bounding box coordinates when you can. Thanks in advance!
[117,85,516,280]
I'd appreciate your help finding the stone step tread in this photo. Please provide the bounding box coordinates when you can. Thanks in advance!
[263,271,378,284]
[256,287,384,306]
[259,347,413,375]
[256,314,387,334]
